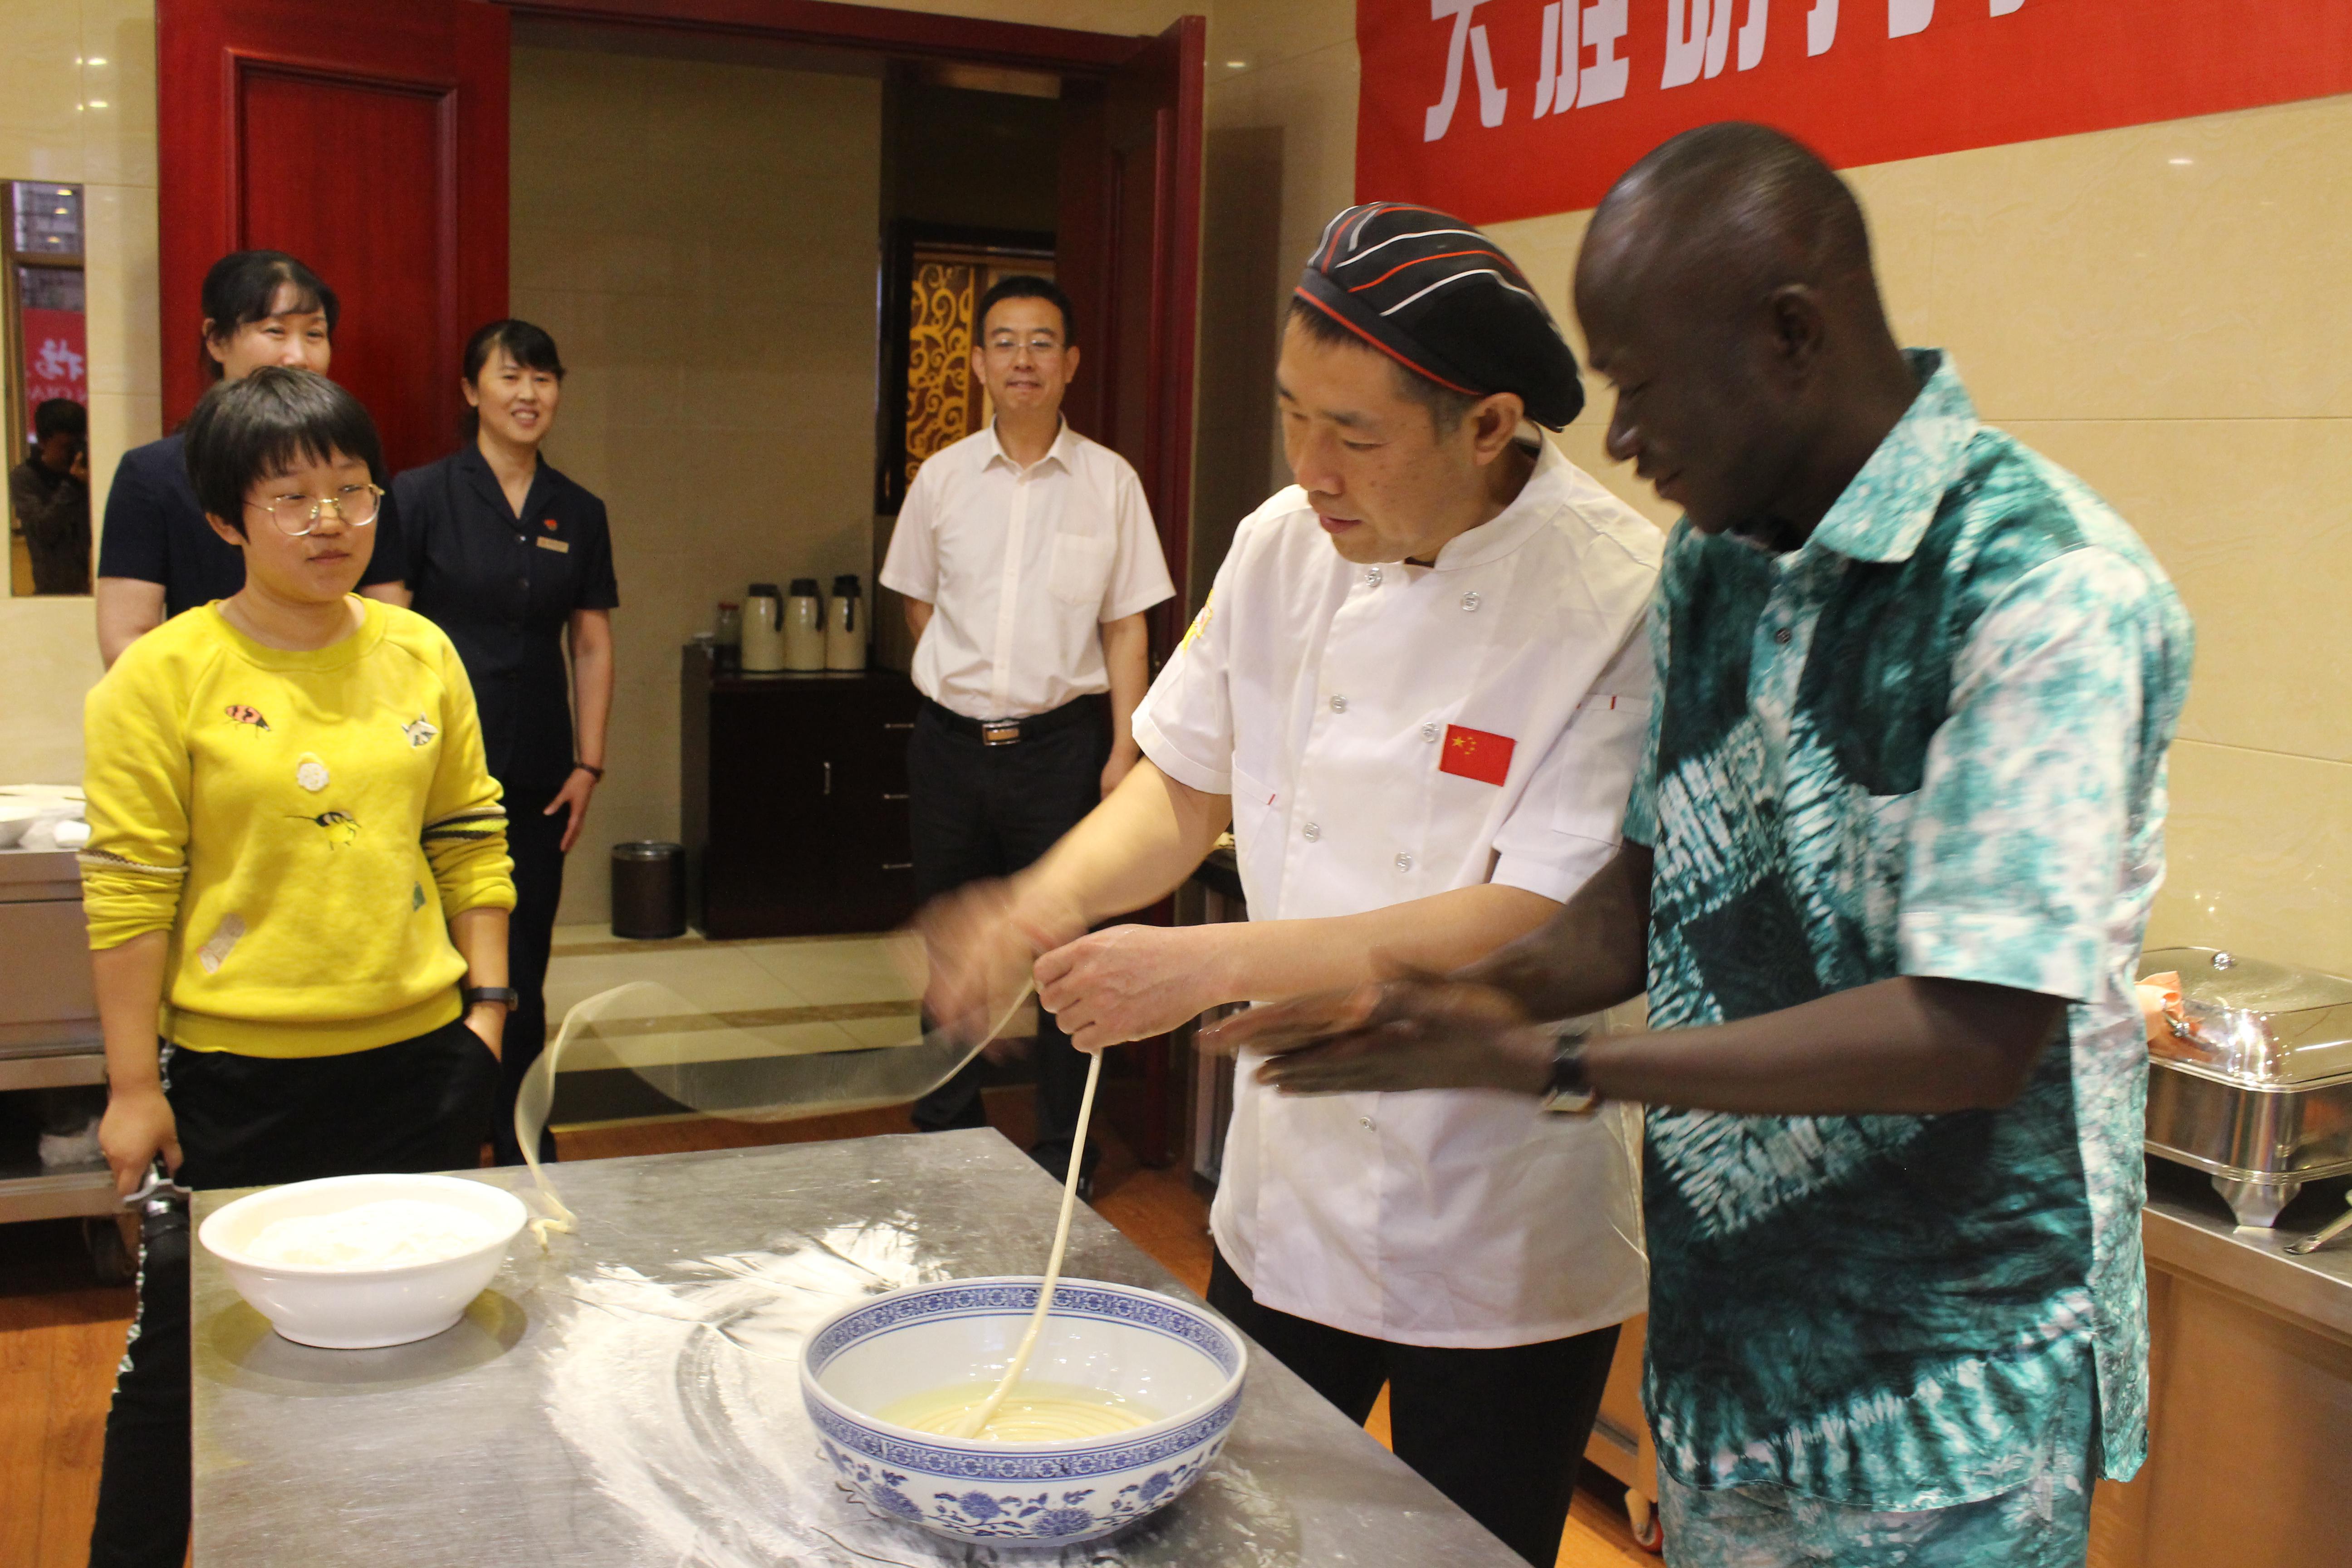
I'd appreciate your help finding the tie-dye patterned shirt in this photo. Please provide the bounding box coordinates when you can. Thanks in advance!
[1622,351,2192,1510]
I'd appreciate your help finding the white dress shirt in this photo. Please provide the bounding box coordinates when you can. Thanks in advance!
[881,420,1175,720]
[1132,436,1661,1348]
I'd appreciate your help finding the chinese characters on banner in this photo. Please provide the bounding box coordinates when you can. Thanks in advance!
[1359,0,2352,225]
[22,305,87,409]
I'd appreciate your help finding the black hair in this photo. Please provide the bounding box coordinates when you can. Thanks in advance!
[976,274,1077,347]
[182,367,384,535]
[199,250,337,383]
[459,318,567,440]
[1285,296,1481,432]
[32,397,86,441]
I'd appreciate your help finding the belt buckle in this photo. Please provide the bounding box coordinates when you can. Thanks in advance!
[981,720,1022,747]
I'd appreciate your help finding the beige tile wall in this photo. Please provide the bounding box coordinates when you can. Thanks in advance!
[508,44,882,922]
[0,0,156,784]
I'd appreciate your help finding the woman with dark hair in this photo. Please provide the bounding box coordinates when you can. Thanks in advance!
[387,318,617,1163]
[83,367,514,1567]
[93,250,407,665]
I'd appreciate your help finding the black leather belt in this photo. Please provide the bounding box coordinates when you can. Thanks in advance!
[921,693,1107,747]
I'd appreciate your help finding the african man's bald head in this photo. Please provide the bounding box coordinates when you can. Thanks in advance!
[1585,124,1883,333]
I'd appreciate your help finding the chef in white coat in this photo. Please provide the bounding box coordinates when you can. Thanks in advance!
[917,204,1660,1567]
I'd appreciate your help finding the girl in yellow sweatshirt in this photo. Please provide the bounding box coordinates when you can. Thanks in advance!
[83,368,516,1568]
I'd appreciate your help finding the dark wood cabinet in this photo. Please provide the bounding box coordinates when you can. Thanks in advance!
[681,651,918,938]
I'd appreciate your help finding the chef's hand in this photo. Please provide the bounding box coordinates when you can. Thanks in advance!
[1204,972,1553,1097]
[100,1085,182,1197]
[69,446,89,485]
[464,1001,508,1062]
[1035,923,1217,1054]
[1099,745,1141,799]
[547,766,599,854]
[915,878,1086,1047]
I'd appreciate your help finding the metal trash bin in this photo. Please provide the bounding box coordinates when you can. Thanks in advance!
[610,841,686,940]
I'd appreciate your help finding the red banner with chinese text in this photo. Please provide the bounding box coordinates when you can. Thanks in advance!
[1357,0,2352,225]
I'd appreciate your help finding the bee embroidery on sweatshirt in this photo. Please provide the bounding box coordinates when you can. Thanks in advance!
[224,705,272,734]
[402,716,439,748]
[289,810,360,846]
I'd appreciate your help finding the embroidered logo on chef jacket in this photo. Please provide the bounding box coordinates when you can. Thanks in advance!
[401,716,439,748]
[224,704,272,735]
[1438,724,1514,786]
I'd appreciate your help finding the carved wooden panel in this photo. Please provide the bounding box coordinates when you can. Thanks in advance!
[902,260,977,492]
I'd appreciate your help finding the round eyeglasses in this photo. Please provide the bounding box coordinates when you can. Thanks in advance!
[245,483,383,537]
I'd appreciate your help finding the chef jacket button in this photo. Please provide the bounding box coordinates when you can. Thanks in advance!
[1421,722,1439,742]
[1330,694,1348,713]
[1774,627,1793,645]
[1359,1116,1374,1130]
[1460,590,1481,612]
[1394,853,1413,872]
[1303,822,1321,842]
[1366,566,1383,586]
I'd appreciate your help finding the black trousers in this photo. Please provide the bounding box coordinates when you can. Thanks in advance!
[907,696,1108,1171]
[492,782,568,1166]
[87,1019,502,1568]
[1207,1247,1620,1568]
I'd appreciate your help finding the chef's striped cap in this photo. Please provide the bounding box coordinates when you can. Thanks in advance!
[1295,202,1585,429]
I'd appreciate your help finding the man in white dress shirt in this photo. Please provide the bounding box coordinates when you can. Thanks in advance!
[882,275,1176,1190]
[918,208,1660,1565]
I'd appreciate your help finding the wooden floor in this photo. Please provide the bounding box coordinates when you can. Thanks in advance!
[2,1091,1653,1567]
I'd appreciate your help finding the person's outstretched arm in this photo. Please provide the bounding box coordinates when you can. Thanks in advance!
[920,758,1228,1044]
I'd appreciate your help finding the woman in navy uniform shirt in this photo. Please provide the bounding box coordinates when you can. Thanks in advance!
[388,319,617,1162]
[95,250,407,665]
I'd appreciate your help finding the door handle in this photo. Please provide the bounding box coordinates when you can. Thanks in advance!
[884,721,914,732]
[823,760,832,795]
[882,792,908,801]
[882,862,913,871]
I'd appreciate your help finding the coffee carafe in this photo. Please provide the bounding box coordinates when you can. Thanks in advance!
[783,578,825,671]
[825,574,867,671]
[740,583,785,672]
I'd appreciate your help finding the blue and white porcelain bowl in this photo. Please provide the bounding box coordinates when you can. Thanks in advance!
[800,1276,1247,1545]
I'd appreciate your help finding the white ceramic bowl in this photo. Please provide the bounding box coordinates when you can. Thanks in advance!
[801,1277,1247,1546]
[196,1173,527,1349]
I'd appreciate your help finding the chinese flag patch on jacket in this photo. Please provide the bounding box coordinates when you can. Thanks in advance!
[1439,725,1514,786]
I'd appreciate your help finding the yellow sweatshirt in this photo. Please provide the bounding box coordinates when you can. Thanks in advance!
[81,598,516,1057]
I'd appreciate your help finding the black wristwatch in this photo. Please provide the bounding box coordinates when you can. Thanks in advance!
[1539,1025,1602,1117]
[462,985,520,1010]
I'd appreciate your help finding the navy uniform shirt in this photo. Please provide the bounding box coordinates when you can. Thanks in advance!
[391,446,619,797]
[96,433,406,616]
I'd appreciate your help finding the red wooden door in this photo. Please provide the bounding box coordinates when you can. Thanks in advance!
[158,0,508,474]
[1059,15,1205,651]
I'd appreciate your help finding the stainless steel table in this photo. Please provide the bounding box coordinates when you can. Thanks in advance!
[192,1128,1523,1566]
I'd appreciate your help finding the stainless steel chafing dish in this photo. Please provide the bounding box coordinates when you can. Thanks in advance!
[2137,946,2352,1226]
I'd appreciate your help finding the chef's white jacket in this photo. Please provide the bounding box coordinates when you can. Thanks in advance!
[1132,436,1659,1348]
[881,420,1175,720]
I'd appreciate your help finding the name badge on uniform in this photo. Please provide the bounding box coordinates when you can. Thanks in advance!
[536,536,570,554]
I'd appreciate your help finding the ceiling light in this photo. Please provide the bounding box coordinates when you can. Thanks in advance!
[88,56,107,66]
[88,99,107,108]
[1225,60,1246,69]
[2168,157,2193,166]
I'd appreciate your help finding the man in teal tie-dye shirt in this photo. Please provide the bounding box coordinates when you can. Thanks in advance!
[1218,123,2192,1568]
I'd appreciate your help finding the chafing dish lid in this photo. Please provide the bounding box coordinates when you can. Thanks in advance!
[2138,946,2352,1087]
